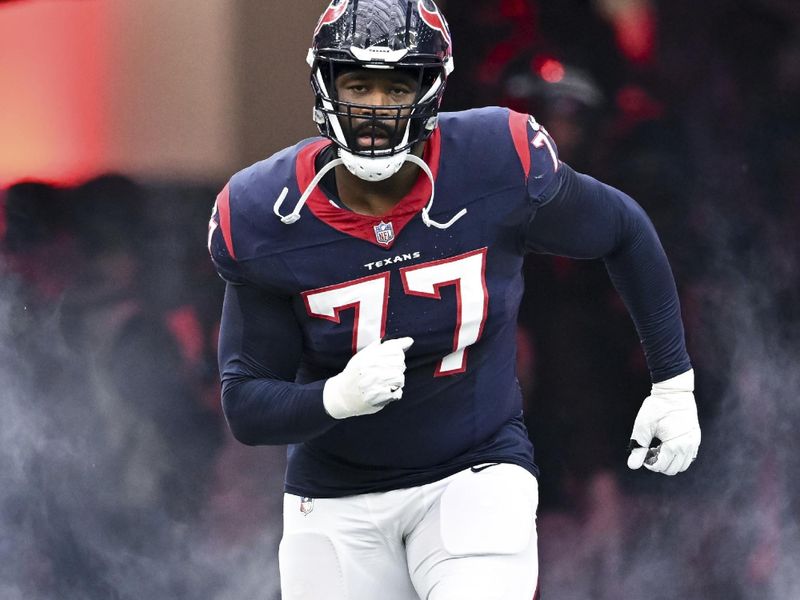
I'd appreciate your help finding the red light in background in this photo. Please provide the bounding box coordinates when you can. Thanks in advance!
[500,0,530,19]
[0,2,108,187]
[616,84,664,121]
[0,191,6,241]
[595,0,656,65]
[614,7,655,65]
[537,58,565,83]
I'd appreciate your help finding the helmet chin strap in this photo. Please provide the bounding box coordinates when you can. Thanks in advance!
[274,152,467,229]
[404,154,467,230]
[273,157,343,225]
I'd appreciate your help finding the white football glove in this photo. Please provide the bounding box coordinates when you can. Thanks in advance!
[627,369,701,476]
[323,337,414,419]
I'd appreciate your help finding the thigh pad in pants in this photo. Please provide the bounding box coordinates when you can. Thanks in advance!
[439,464,538,557]
[280,532,346,600]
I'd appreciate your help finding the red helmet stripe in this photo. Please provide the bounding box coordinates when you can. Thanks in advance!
[418,0,451,47]
[314,0,350,36]
[508,110,531,180]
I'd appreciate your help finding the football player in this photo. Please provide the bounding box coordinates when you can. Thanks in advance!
[209,1,701,598]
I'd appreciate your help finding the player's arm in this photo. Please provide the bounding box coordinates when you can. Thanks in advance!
[511,110,692,380]
[218,282,332,445]
[523,158,699,475]
[209,184,328,444]
[219,283,414,445]
[525,164,690,381]
[210,185,412,446]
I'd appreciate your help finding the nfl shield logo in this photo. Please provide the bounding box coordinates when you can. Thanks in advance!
[374,221,395,246]
[300,497,314,516]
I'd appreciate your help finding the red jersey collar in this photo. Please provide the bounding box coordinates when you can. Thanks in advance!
[294,128,442,249]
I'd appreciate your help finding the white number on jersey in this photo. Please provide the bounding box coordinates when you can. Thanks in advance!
[302,248,489,376]
[400,248,488,376]
[302,273,391,354]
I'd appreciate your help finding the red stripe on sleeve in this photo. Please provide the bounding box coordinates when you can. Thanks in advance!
[216,183,236,260]
[508,109,531,180]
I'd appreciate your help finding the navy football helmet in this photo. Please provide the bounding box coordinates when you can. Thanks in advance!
[308,0,454,181]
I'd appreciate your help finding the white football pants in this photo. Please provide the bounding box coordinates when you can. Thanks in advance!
[279,463,539,600]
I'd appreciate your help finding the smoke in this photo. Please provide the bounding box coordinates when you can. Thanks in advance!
[1,173,795,599]
[0,278,47,599]
[685,201,800,599]
[0,265,284,599]
[537,199,800,599]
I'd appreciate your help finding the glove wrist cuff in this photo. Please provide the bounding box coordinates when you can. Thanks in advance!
[652,368,694,394]
[323,374,356,420]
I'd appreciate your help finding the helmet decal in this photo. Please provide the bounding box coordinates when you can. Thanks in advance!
[314,0,350,37]
[418,0,451,48]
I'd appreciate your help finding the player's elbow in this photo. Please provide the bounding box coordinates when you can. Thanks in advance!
[220,382,262,446]
[225,418,261,446]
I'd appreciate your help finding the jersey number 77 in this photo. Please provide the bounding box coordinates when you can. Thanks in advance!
[302,248,488,376]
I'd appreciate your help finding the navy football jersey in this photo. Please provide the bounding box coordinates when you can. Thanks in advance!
[209,107,690,497]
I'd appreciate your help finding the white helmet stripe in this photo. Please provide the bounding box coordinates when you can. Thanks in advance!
[417,75,443,104]
[349,46,409,63]
[315,68,350,147]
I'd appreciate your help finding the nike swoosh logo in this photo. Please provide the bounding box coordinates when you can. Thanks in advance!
[470,463,501,473]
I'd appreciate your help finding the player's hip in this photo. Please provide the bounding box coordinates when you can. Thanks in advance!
[280,463,540,600]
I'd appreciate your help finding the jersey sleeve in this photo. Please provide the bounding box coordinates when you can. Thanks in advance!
[507,110,566,206]
[525,164,692,383]
[208,183,246,284]
[217,281,337,445]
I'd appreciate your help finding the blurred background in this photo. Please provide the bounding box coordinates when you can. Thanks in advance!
[1,0,798,598]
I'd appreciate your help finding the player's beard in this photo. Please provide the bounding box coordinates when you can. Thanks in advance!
[349,116,409,154]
